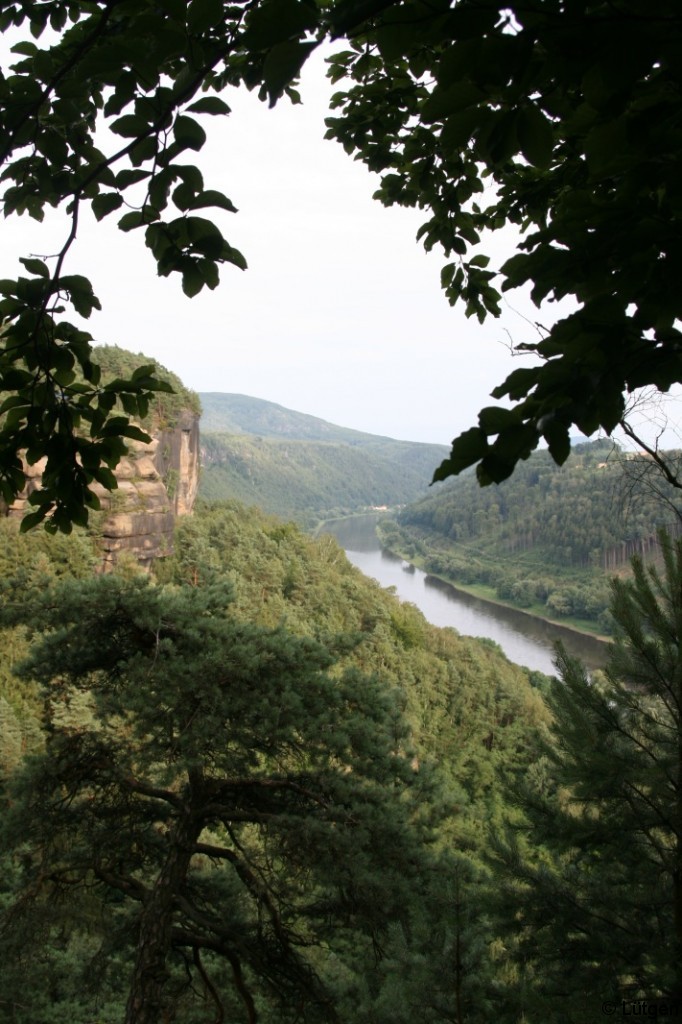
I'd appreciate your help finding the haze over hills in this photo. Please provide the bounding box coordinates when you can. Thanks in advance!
[198,392,397,443]
[198,393,448,523]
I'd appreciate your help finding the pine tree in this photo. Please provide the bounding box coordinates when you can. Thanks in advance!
[491,532,682,1016]
[0,573,435,1024]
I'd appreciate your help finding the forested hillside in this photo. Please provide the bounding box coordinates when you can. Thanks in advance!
[1,4,680,1017]
[379,439,682,633]
[0,500,549,1023]
[198,393,447,522]
[1,498,680,1019]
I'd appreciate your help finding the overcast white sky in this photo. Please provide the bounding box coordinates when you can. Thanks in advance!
[1,46,542,445]
[2,45,679,448]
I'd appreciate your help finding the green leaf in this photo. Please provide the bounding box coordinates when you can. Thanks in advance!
[10,41,38,56]
[146,379,175,394]
[183,216,225,258]
[262,41,317,107]
[1,368,35,388]
[490,423,539,465]
[222,244,247,271]
[440,262,455,289]
[422,82,484,124]
[517,106,554,169]
[19,257,49,278]
[121,424,152,443]
[92,465,119,490]
[129,136,158,167]
[243,0,318,49]
[197,257,219,289]
[584,117,630,178]
[543,420,571,465]
[53,368,76,387]
[60,275,101,318]
[172,181,196,210]
[92,192,123,221]
[478,406,520,435]
[110,114,150,138]
[187,0,224,32]
[188,189,237,213]
[477,454,515,486]
[158,0,187,20]
[182,264,205,297]
[98,414,131,435]
[0,395,30,416]
[115,169,151,188]
[118,211,146,232]
[375,23,417,62]
[598,387,625,434]
[492,366,539,401]
[20,508,48,532]
[131,363,158,381]
[186,96,231,115]
[49,5,67,31]
[440,108,481,153]
[173,115,207,152]
[432,427,489,482]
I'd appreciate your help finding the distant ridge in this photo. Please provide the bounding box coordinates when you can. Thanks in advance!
[198,392,395,443]
[198,393,448,524]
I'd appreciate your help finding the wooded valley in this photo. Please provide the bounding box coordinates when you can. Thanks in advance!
[1,493,681,1020]
[378,439,682,634]
[198,393,448,525]
[1,1,681,1018]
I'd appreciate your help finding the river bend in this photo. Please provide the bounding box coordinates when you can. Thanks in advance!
[321,515,608,676]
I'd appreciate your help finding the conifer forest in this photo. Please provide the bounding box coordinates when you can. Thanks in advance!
[1,486,681,1020]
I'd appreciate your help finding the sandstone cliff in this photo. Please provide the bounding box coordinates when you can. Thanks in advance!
[4,347,201,569]
[93,408,200,569]
[7,409,200,569]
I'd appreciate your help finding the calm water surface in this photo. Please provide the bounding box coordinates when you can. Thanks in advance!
[321,515,609,676]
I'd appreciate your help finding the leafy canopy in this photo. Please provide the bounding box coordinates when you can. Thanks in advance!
[1,0,680,527]
[324,0,682,483]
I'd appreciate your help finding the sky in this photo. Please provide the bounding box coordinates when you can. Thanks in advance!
[1,45,679,449]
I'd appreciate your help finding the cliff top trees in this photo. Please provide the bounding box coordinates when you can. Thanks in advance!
[1,1,680,527]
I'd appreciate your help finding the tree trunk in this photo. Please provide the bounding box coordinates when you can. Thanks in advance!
[125,806,201,1024]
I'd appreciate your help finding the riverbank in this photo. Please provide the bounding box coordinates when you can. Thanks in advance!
[311,509,390,535]
[317,512,610,644]
[381,539,611,645]
[320,514,610,674]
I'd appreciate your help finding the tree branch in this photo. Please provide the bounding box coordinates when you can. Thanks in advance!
[121,774,182,808]
[192,947,226,1024]
[620,419,682,491]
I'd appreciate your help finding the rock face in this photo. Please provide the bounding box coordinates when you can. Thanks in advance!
[7,411,200,570]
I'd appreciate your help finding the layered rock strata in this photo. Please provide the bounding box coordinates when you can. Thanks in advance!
[6,411,200,569]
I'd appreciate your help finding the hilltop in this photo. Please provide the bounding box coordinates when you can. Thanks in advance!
[198,393,448,523]
[198,392,390,442]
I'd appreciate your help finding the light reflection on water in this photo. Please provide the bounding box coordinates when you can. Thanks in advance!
[321,515,609,677]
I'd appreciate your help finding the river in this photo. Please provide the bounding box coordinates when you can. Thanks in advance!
[320,515,609,676]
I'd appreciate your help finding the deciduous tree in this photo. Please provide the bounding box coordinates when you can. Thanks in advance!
[2,1,680,525]
[325,0,682,484]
